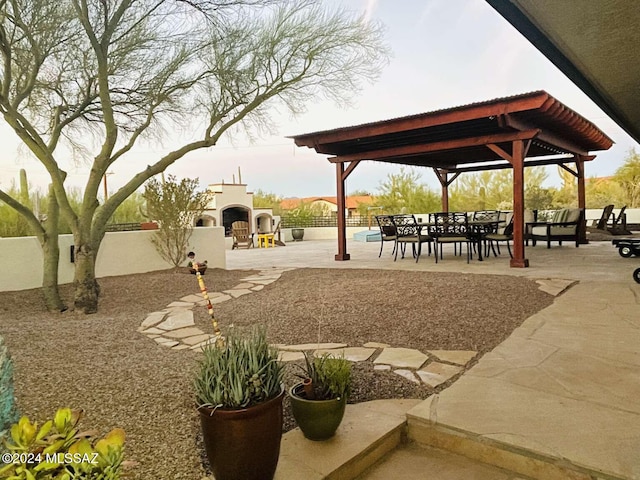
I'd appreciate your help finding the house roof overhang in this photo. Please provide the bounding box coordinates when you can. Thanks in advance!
[486,0,640,144]
[290,91,612,171]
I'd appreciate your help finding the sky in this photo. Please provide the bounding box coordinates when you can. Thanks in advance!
[1,0,638,199]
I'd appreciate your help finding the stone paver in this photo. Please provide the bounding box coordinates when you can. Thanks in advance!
[209,294,232,304]
[141,312,166,328]
[427,350,477,366]
[374,348,428,369]
[278,351,306,362]
[164,327,206,339]
[155,310,195,330]
[223,289,252,298]
[535,278,575,296]
[233,282,255,289]
[182,334,213,346]
[374,365,391,371]
[166,301,194,308]
[416,362,463,387]
[364,342,390,348]
[279,342,347,351]
[141,327,165,335]
[393,369,420,384]
[180,294,203,303]
[251,285,265,291]
[314,347,376,362]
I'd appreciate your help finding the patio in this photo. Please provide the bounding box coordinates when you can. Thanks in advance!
[229,239,640,480]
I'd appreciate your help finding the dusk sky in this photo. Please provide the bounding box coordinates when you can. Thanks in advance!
[1,0,637,198]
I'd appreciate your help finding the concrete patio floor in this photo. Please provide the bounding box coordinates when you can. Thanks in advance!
[228,238,640,479]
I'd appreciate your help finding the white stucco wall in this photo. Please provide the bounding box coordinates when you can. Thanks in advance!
[0,226,225,292]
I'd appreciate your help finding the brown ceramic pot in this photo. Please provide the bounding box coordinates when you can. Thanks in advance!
[198,389,284,480]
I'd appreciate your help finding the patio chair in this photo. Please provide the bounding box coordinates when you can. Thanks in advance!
[472,210,500,255]
[529,208,583,248]
[393,214,432,263]
[591,204,615,230]
[608,206,631,235]
[374,215,397,257]
[432,212,473,263]
[484,212,513,258]
[231,221,254,249]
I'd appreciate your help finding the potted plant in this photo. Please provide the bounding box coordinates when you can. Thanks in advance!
[194,326,285,480]
[288,351,351,441]
[284,202,315,241]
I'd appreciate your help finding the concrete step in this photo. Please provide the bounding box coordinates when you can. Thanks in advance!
[406,412,616,480]
[274,399,421,480]
[354,441,532,480]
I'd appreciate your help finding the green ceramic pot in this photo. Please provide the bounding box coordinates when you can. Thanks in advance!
[288,383,347,441]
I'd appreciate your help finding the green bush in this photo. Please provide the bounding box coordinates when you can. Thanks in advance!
[294,352,351,400]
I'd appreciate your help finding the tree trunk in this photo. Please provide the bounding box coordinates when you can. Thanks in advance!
[41,185,67,312]
[73,245,100,314]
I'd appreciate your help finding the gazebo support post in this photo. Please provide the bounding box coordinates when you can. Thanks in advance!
[487,140,530,268]
[334,160,360,261]
[510,140,529,267]
[433,168,460,212]
[576,155,588,244]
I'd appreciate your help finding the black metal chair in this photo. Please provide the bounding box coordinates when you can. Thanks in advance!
[392,214,432,263]
[472,210,500,256]
[432,212,473,263]
[374,215,397,257]
[484,213,514,258]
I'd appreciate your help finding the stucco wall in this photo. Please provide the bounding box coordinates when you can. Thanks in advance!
[0,227,225,293]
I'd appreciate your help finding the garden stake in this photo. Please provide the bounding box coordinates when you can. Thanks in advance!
[193,263,224,347]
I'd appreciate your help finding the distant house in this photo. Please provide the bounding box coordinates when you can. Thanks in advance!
[280,195,375,218]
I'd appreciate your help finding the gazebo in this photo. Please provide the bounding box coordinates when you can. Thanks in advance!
[290,91,613,267]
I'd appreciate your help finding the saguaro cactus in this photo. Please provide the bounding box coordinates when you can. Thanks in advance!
[0,335,18,449]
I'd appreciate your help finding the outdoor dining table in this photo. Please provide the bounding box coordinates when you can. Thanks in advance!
[418,219,503,261]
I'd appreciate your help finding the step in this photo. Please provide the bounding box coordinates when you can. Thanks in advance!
[354,441,532,480]
[275,399,421,480]
[406,406,619,480]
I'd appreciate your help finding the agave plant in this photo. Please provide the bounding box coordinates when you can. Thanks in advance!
[294,352,351,401]
[0,335,18,451]
[194,326,284,410]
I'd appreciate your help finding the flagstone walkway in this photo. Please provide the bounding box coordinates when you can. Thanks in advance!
[138,267,572,389]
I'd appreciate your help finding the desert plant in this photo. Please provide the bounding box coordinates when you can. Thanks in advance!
[0,337,18,452]
[194,327,284,410]
[294,352,351,400]
[0,407,125,479]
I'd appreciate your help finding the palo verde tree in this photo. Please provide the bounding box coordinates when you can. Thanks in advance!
[0,170,66,311]
[0,0,388,313]
[143,175,212,267]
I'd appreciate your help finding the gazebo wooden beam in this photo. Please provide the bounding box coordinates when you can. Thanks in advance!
[294,95,549,147]
[500,114,589,155]
[334,160,361,261]
[449,156,593,173]
[328,130,540,163]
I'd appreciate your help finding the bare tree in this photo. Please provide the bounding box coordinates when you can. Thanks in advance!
[0,0,389,313]
[143,175,212,267]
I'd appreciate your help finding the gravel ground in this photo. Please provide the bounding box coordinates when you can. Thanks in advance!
[0,268,554,479]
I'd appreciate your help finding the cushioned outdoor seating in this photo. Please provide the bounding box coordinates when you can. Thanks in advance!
[529,208,583,248]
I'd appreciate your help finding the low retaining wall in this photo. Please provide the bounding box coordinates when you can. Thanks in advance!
[0,227,225,293]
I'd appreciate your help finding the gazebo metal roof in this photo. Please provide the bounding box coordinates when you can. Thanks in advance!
[292,91,612,168]
[290,91,613,267]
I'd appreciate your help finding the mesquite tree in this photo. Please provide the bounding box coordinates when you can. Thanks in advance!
[143,176,212,267]
[0,0,388,313]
